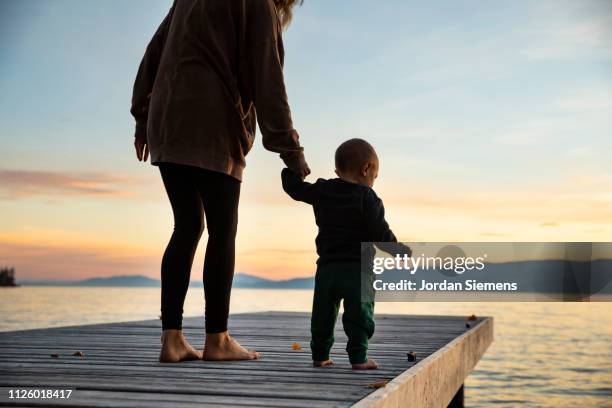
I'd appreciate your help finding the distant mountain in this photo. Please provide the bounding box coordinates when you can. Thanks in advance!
[81,275,160,287]
[19,273,314,289]
[19,275,159,287]
[233,274,314,289]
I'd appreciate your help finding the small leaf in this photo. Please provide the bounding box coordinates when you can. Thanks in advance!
[366,380,389,389]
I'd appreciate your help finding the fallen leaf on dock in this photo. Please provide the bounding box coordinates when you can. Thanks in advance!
[73,351,84,357]
[291,342,302,350]
[366,380,389,389]
[468,314,477,321]
[50,353,59,358]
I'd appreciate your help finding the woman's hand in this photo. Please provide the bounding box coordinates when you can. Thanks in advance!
[134,136,149,162]
[295,153,311,180]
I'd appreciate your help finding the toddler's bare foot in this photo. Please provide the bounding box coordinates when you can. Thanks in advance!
[352,359,379,370]
[203,331,260,361]
[313,359,334,367]
[159,330,202,363]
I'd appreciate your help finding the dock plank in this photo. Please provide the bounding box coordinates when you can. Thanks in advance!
[0,312,492,407]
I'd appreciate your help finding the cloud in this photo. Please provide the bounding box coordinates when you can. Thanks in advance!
[0,231,315,281]
[240,247,314,257]
[378,173,612,226]
[556,90,612,112]
[481,232,514,237]
[494,116,582,147]
[520,2,612,60]
[0,169,141,200]
[0,236,158,281]
[522,22,612,60]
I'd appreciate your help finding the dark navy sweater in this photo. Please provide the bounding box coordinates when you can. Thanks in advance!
[281,168,411,266]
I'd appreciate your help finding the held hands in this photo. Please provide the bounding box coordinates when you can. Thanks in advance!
[283,150,311,180]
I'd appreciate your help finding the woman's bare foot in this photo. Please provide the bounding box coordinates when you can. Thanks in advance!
[352,359,379,370]
[159,330,202,363]
[203,331,260,361]
[313,359,334,367]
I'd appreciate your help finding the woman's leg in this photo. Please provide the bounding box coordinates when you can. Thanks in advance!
[195,168,259,360]
[199,170,239,333]
[157,162,203,362]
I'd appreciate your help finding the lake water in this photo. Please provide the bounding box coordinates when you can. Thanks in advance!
[1,287,611,407]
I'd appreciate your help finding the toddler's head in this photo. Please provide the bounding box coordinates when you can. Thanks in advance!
[334,138,379,187]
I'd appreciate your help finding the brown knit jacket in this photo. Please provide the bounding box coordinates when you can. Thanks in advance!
[131,0,303,180]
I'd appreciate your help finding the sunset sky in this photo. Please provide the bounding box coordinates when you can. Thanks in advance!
[1,0,611,281]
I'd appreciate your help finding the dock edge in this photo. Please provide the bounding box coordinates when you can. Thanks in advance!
[353,317,494,408]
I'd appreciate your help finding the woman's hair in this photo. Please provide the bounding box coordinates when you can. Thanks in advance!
[274,0,303,29]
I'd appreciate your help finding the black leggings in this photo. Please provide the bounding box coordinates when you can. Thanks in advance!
[158,162,240,333]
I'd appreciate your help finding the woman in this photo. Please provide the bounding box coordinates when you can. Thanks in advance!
[130,0,310,363]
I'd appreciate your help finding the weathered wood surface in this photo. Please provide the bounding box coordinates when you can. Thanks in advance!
[0,312,492,407]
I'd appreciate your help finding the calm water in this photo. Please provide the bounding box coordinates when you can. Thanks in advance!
[1,287,611,407]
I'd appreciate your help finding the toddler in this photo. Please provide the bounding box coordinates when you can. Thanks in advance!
[281,138,410,369]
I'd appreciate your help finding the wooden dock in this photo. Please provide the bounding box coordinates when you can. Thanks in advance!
[0,312,493,407]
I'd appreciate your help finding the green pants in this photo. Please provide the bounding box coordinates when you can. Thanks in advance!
[310,261,375,365]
